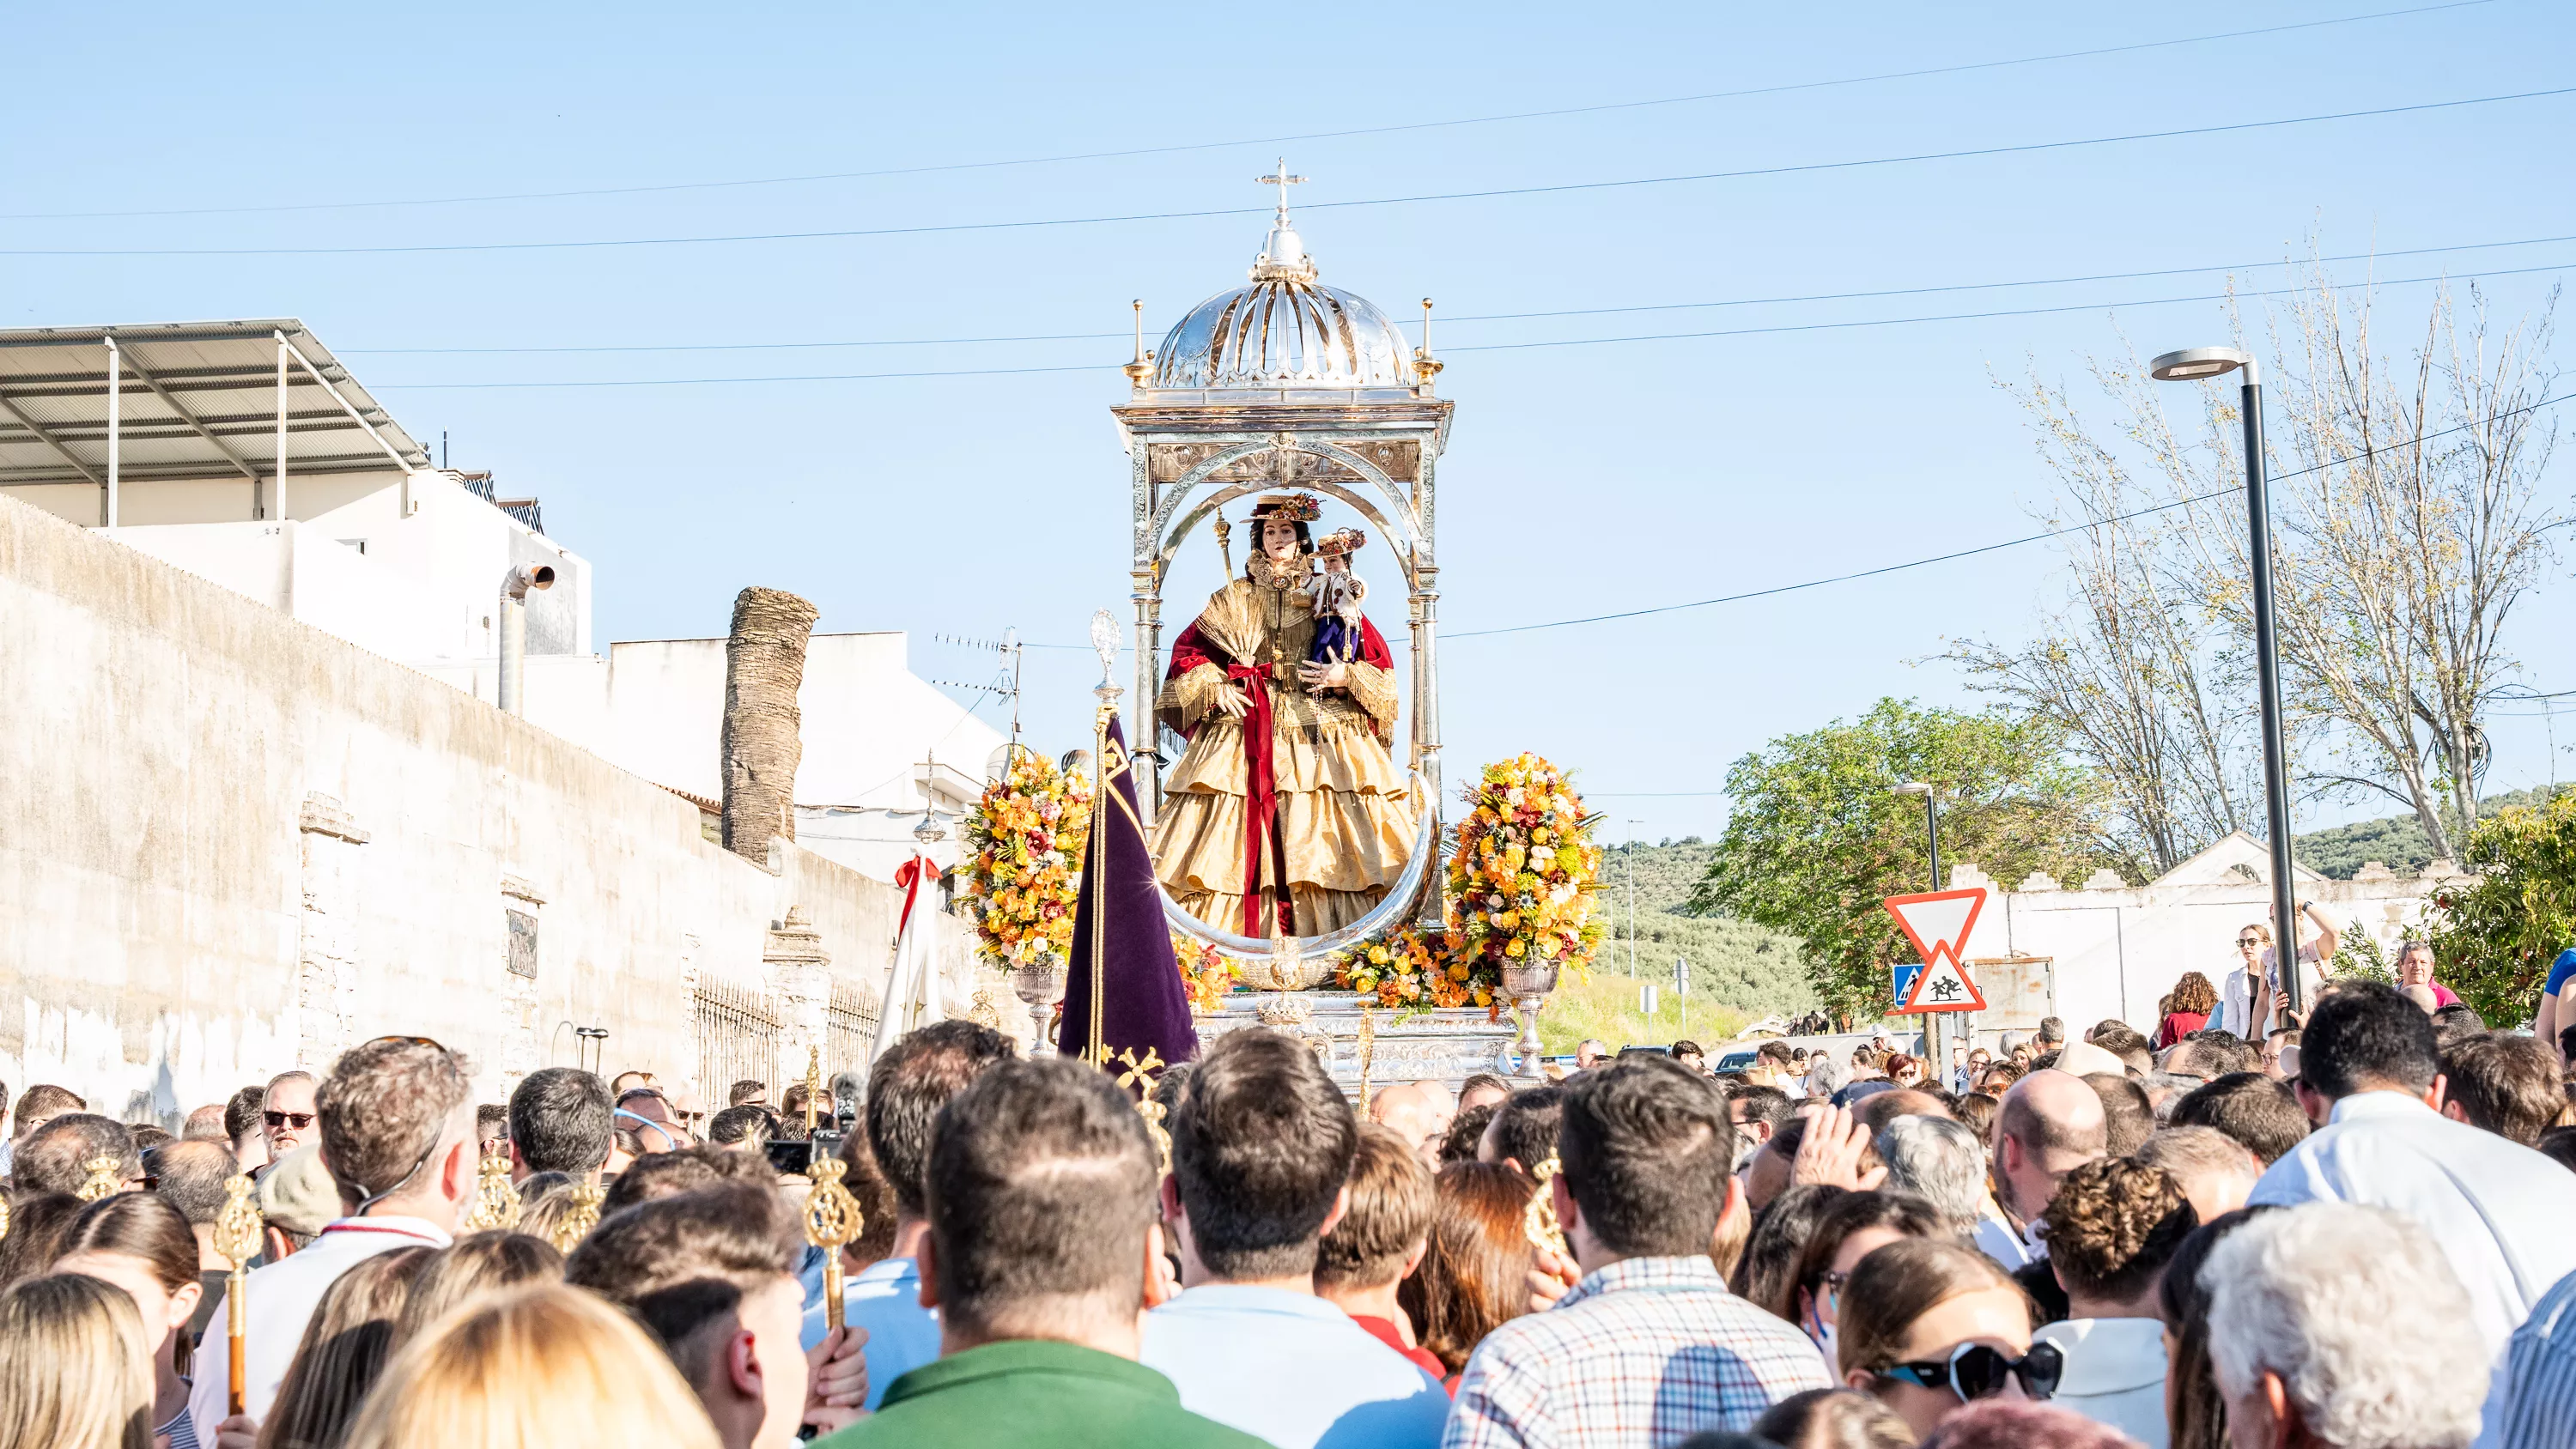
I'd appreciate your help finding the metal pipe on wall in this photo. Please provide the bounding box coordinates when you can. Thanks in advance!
[103,336,119,528]
[496,564,556,715]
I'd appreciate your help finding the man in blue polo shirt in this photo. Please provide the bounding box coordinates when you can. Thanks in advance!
[800,1019,1016,1408]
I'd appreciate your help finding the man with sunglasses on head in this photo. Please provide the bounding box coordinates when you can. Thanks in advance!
[187,1037,477,1447]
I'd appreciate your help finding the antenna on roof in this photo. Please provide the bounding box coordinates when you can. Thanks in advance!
[440,429,449,470]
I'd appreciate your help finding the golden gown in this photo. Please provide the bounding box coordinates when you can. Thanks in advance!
[1151,562,1416,936]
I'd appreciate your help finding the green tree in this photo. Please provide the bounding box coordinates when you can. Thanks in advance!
[1688,699,2121,1023]
[2424,789,2576,1027]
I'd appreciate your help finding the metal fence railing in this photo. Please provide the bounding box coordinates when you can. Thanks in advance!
[693,979,783,1106]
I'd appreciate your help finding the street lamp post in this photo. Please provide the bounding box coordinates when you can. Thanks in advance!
[1891,782,1946,1066]
[2151,346,2302,1017]
[1891,782,1941,893]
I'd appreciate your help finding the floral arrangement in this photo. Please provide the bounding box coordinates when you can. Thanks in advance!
[1174,935,1238,1012]
[1327,752,1603,1013]
[957,750,1093,972]
[1445,752,1604,976]
[1331,925,1489,1012]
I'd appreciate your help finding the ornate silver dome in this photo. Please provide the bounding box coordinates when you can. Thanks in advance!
[1150,215,1418,393]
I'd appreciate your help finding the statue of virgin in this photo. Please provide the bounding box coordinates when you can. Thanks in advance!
[1151,492,1419,937]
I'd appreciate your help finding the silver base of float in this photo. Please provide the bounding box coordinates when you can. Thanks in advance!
[1191,991,1522,1101]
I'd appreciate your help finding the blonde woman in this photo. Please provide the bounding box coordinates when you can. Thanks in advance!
[343,1283,720,1449]
[0,1272,155,1449]
[394,1232,562,1346]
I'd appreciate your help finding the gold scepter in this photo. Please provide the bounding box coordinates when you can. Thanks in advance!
[1522,1156,1572,1262]
[76,1153,123,1202]
[804,1157,863,1331]
[549,1182,605,1255]
[212,1174,261,1416]
[803,1046,823,1137]
[463,1153,521,1232]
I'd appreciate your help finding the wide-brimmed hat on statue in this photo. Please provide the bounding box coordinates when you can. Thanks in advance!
[1249,492,1322,524]
[1313,527,1367,560]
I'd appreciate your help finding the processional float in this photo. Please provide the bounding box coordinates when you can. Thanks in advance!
[1081,166,1557,1088]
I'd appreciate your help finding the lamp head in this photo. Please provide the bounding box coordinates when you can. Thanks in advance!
[1890,781,1933,797]
[2149,346,2255,383]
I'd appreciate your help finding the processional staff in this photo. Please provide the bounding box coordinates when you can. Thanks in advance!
[76,1153,123,1201]
[804,1157,863,1331]
[549,1183,605,1255]
[464,1152,522,1232]
[213,1174,262,1416]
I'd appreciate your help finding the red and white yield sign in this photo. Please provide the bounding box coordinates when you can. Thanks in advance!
[1884,888,1989,1014]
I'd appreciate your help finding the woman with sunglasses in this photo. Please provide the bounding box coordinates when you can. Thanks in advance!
[1780,1192,1944,1366]
[1837,1238,2056,1441]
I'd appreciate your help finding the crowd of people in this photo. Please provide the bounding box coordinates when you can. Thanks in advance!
[6,947,2576,1447]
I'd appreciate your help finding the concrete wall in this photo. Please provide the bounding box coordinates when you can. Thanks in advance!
[0,492,987,1126]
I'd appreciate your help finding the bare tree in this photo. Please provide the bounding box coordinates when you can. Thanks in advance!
[1947,383,2258,874]
[1964,264,2561,864]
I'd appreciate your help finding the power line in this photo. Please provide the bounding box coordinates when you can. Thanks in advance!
[10,85,2569,259]
[364,259,2576,390]
[981,392,2573,656]
[0,1,2495,225]
[1445,390,2574,640]
[337,230,2576,356]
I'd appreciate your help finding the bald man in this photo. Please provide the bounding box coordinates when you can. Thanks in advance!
[1991,1069,2108,1264]
[1369,1083,1445,1167]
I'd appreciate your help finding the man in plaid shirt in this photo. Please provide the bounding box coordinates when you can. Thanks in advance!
[1442,1057,1832,1447]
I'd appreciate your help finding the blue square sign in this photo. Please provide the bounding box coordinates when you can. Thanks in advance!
[1892,962,1923,1007]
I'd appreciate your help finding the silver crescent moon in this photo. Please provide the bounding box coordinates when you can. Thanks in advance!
[1156,773,1440,960]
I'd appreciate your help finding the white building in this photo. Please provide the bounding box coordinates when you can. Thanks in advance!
[0,319,1002,879]
[1943,831,2453,1039]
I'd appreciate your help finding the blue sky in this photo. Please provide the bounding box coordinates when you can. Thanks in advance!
[9,1,2571,846]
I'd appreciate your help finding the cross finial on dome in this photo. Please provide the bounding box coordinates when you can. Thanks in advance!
[1256,159,1306,221]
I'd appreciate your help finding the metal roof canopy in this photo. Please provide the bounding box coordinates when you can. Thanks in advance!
[0,320,430,522]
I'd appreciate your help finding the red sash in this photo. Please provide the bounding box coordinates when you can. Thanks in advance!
[895,854,932,933]
[1223,663,1288,936]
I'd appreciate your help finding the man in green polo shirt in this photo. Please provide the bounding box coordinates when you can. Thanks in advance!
[814,1057,1264,1449]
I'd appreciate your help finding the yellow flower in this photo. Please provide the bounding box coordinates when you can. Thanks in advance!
[1369,945,1391,966]
[1506,938,1527,958]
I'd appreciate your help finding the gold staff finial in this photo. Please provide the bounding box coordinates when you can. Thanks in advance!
[804,1156,864,1331]
[1110,1046,1172,1173]
[212,1174,261,1416]
[1522,1156,1571,1263]
[463,1152,522,1232]
[550,1182,605,1255]
[76,1154,123,1202]
[804,1046,823,1136]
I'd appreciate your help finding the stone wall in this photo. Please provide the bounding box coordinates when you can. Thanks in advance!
[0,493,992,1123]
